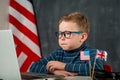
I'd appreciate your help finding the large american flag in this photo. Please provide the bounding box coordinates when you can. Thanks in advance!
[9,0,41,72]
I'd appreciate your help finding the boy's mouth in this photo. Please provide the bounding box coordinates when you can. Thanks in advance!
[61,43,67,45]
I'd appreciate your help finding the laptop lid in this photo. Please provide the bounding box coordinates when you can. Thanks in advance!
[0,30,21,80]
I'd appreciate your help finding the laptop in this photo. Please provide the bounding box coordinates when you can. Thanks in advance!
[0,30,21,80]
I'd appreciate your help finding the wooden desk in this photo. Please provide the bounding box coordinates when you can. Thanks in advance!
[21,72,90,80]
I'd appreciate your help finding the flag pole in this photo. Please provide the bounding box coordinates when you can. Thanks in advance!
[88,60,92,80]
[91,56,97,80]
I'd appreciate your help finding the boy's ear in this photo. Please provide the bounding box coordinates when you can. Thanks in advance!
[80,33,88,42]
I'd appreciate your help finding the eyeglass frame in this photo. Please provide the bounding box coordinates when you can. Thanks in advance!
[55,31,83,39]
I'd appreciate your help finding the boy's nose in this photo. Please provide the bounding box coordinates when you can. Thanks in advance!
[60,35,66,40]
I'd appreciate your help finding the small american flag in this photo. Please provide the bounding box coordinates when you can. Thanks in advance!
[80,51,90,60]
[9,0,41,72]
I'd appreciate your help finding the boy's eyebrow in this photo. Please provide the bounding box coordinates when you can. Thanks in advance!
[58,31,83,33]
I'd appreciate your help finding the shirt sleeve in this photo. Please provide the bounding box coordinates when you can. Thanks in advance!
[65,62,90,76]
[30,57,49,74]
[29,50,58,74]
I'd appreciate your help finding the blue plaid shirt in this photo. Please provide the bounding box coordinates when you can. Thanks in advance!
[30,43,104,76]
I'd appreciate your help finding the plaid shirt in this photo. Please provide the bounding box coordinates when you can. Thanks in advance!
[30,43,103,76]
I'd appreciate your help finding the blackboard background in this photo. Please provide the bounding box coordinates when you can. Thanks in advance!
[32,0,120,72]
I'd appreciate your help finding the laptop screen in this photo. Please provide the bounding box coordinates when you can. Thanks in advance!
[0,30,21,80]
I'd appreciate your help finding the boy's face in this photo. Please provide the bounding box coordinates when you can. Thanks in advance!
[58,21,84,51]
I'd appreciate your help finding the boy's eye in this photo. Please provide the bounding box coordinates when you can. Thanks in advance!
[55,31,82,39]
[64,31,71,35]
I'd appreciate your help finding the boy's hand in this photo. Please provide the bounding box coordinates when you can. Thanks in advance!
[46,61,65,72]
[52,70,78,77]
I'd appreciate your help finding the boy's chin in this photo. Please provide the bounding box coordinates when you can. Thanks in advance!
[62,47,73,51]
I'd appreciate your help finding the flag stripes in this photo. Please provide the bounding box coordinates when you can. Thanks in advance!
[9,6,37,35]
[10,0,35,23]
[9,15,39,45]
[10,24,40,56]
[9,0,41,72]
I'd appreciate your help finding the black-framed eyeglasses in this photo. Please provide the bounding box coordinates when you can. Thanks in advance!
[55,31,83,39]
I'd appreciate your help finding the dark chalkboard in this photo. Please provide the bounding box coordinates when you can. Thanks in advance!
[33,0,120,72]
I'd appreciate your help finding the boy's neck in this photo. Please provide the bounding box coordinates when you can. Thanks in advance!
[65,42,86,52]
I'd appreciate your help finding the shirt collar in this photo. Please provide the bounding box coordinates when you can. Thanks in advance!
[65,42,87,53]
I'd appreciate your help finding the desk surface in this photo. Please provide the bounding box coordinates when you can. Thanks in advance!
[65,76,91,80]
[21,72,91,80]
[21,71,120,80]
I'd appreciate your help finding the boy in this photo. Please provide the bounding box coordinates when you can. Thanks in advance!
[30,12,106,76]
